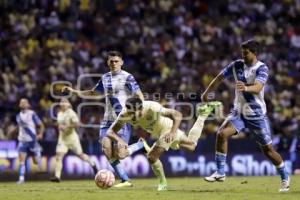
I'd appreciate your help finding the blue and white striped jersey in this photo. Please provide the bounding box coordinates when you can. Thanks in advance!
[222,59,269,116]
[94,70,141,128]
[16,110,42,142]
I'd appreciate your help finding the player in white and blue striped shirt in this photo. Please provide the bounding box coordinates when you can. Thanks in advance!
[202,40,290,192]
[16,98,44,184]
[63,51,145,187]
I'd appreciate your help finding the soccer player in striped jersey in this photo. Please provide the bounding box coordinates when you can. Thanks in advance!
[202,39,290,192]
[63,51,145,187]
[16,98,45,184]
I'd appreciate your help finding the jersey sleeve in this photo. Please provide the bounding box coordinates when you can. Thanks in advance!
[125,74,141,93]
[93,77,104,93]
[32,112,42,126]
[221,61,235,80]
[255,65,269,84]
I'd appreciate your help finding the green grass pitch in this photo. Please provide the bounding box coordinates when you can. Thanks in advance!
[1,176,299,200]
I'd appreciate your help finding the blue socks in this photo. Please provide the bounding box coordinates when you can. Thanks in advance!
[110,160,129,182]
[128,141,144,155]
[276,162,289,181]
[215,152,226,175]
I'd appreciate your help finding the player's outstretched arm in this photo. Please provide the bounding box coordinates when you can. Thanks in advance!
[61,86,104,98]
[201,72,225,102]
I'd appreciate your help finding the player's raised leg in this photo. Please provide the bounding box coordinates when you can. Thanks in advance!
[147,145,167,191]
[181,101,222,151]
[69,136,98,175]
[205,121,236,182]
[78,153,98,174]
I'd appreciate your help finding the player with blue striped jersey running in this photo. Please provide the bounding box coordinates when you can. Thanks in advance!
[202,40,290,192]
[15,98,45,184]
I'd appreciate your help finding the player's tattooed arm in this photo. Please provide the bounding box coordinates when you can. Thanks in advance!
[202,72,225,102]
[107,114,127,146]
[161,108,183,143]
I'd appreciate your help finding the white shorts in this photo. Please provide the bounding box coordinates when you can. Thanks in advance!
[56,136,83,155]
[155,129,185,151]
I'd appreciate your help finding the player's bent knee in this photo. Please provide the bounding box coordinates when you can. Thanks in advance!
[147,154,158,164]
[217,129,228,140]
[117,148,128,160]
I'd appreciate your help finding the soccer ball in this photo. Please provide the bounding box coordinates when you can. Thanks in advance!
[95,169,115,189]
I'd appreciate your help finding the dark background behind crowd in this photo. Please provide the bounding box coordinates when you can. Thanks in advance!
[0,0,299,160]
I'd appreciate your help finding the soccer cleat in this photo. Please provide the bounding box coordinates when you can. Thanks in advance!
[113,181,133,188]
[157,181,167,191]
[139,138,151,154]
[50,176,61,183]
[204,171,226,182]
[279,176,290,192]
[197,101,222,117]
[16,180,25,184]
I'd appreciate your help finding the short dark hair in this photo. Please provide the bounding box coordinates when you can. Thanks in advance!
[107,51,123,59]
[241,39,260,55]
[125,97,143,111]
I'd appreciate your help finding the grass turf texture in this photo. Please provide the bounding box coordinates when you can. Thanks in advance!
[1,176,299,200]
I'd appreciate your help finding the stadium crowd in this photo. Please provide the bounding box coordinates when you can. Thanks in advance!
[0,0,299,156]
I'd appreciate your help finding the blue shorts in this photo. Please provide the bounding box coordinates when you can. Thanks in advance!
[18,141,41,157]
[223,111,272,146]
[99,123,132,144]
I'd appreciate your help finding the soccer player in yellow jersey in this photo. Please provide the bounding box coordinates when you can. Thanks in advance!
[107,97,221,190]
[50,98,97,182]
